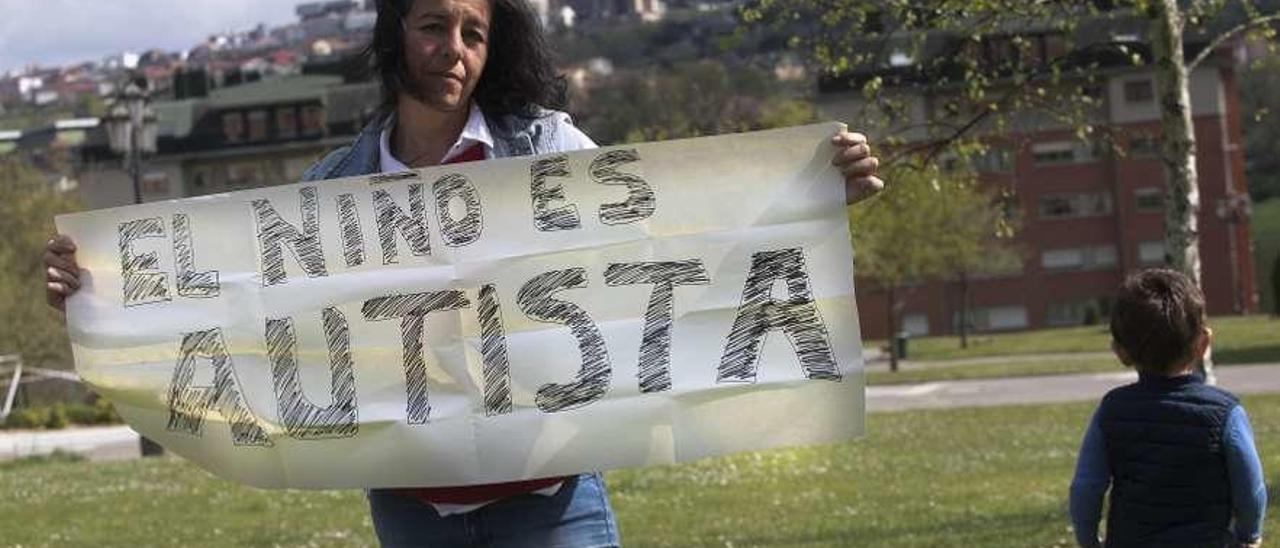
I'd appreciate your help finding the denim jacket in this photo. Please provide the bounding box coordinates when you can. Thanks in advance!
[300,108,580,182]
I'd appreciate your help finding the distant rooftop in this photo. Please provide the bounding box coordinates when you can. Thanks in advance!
[297,0,359,20]
[153,100,198,139]
[203,74,345,109]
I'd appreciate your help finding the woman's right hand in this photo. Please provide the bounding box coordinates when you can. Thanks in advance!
[44,234,82,312]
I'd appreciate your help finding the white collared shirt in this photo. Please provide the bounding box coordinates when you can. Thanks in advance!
[379,102,496,171]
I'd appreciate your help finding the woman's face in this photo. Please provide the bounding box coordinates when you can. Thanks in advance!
[400,0,491,112]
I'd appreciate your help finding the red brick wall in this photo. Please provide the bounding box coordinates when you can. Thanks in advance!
[856,97,1258,340]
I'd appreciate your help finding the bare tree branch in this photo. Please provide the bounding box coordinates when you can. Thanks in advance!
[1187,11,1280,70]
[880,38,1127,168]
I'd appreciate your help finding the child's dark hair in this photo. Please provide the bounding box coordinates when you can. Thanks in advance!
[1109,268,1207,375]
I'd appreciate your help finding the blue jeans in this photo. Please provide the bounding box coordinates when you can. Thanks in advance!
[367,473,620,547]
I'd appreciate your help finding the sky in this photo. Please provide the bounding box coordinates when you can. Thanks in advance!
[0,0,305,74]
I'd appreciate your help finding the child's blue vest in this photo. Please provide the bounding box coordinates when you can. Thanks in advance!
[1098,374,1237,547]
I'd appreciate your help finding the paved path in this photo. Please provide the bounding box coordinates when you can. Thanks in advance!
[5,363,1279,461]
[864,349,1116,371]
[0,425,139,461]
[867,362,1280,412]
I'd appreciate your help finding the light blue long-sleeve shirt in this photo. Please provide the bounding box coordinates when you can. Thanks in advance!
[1069,405,1267,547]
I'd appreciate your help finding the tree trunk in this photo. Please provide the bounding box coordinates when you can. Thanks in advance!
[887,285,899,372]
[1150,1,1215,383]
[959,272,970,349]
[1272,255,1280,317]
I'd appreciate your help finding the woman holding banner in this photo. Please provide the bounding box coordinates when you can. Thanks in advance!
[43,0,883,545]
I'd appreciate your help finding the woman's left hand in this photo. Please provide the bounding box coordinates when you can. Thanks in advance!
[832,130,885,205]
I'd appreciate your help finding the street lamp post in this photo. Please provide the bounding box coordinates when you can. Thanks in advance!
[103,80,158,205]
[102,79,162,457]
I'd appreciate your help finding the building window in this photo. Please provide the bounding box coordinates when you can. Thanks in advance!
[902,313,930,337]
[983,36,1025,68]
[972,149,1013,173]
[228,162,264,188]
[954,305,1029,332]
[1039,192,1113,220]
[1046,301,1087,326]
[1032,141,1097,166]
[889,48,915,68]
[1139,240,1166,265]
[938,148,1013,174]
[1032,142,1075,165]
[1134,187,1164,213]
[1128,136,1159,157]
[1042,248,1084,270]
[221,112,244,144]
[140,172,170,197]
[988,306,1029,330]
[1041,245,1118,271]
[247,110,268,141]
[1093,245,1119,267]
[1123,79,1154,104]
[276,107,298,139]
[1043,34,1067,61]
[1046,298,1111,327]
[191,169,209,193]
[301,105,325,136]
[971,253,1025,280]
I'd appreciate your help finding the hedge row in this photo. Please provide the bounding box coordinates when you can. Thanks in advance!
[1,400,122,430]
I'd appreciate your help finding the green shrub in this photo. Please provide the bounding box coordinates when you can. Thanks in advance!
[43,405,68,429]
[64,401,121,425]
[93,399,122,424]
[1,401,123,430]
[64,403,99,425]
[3,407,48,429]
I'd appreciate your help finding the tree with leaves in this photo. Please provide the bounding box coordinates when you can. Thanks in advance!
[0,156,81,369]
[850,163,1018,368]
[848,166,936,371]
[930,167,1023,349]
[1240,47,1280,202]
[572,60,818,144]
[747,0,1280,381]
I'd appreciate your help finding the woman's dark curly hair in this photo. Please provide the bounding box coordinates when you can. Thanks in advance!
[366,0,568,118]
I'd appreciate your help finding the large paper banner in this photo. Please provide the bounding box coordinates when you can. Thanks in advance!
[56,122,864,488]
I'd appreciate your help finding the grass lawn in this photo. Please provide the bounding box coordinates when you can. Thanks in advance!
[4,396,1278,547]
[869,314,1280,364]
[867,357,1123,386]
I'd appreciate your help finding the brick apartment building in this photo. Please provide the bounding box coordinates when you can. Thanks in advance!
[818,40,1258,340]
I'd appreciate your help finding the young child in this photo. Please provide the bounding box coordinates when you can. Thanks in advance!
[1070,269,1267,547]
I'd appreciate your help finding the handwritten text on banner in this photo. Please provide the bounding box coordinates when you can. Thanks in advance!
[56,122,865,489]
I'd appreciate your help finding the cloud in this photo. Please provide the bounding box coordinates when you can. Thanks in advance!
[0,0,302,73]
